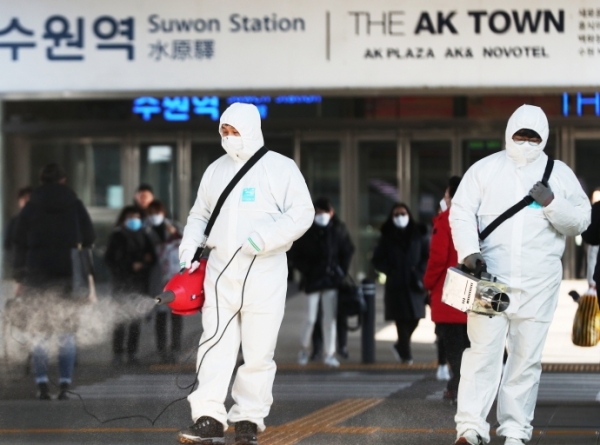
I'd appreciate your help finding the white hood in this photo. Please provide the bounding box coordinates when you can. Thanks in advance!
[504,104,549,166]
[219,103,265,161]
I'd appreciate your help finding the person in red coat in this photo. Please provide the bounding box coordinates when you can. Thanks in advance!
[424,176,469,403]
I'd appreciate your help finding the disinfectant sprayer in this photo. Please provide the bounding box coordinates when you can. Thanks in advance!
[442,262,511,316]
[155,247,206,316]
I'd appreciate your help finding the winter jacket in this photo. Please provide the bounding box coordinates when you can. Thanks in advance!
[13,183,95,288]
[290,217,354,293]
[582,202,600,285]
[372,223,428,321]
[423,210,467,324]
[104,227,157,296]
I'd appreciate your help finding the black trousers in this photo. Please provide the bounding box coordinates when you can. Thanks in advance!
[113,320,141,356]
[395,319,420,361]
[155,311,183,354]
[435,324,448,365]
[337,311,348,351]
[436,323,470,392]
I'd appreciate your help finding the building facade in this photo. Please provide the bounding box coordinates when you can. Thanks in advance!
[1,1,599,279]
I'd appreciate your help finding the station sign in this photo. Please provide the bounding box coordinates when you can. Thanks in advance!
[1,0,600,95]
[132,95,321,121]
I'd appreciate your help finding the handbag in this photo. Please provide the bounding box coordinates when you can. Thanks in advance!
[71,209,97,304]
[338,275,366,331]
[572,288,600,347]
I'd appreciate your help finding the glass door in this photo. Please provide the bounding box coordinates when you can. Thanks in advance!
[140,142,177,218]
[357,140,398,278]
[411,140,452,229]
[574,139,600,278]
[300,141,341,212]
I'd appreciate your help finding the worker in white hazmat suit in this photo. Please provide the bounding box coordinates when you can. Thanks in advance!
[177,103,314,445]
[450,105,590,445]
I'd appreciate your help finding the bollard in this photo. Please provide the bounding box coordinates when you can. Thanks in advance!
[361,279,376,364]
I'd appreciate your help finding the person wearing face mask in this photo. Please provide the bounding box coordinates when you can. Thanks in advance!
[144,200,184,364]
[372,203,428,364]
[105,206,157,366]
[424,176,468,403]
[290,198,355,367]
[450,105,590,445]
[177,103,314,445]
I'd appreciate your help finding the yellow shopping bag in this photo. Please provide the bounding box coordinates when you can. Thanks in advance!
[572,289,600,347]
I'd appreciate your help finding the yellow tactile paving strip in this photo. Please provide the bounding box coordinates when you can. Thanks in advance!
[258,398,383,445]
[150,362,600,372]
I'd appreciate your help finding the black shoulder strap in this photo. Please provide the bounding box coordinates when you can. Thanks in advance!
[479,156,553,241]
[192,146,269,260]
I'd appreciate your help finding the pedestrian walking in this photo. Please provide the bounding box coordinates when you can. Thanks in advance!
[424,176,469,403]
[13,164,95,400]
[145,199,184,364]
[176,103,313,445]
[134,183,155,218]
[291,197,355,367]
[451,105,590,445]
[104,205,156,366]
[372,203,428,364]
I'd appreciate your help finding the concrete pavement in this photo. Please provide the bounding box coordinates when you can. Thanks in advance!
[0,279,599,444]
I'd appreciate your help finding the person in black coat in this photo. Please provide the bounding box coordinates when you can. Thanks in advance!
[372,202,428,364]
[104,205,156,365]
[291,197,354,367]
[582,199,600,287]
[13,163,95,400]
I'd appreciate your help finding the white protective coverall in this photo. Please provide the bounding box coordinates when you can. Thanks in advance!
[450,105,591,443]
[180,103,314,431]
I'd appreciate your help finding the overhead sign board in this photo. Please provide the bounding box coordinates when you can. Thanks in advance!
[0,0,599,95]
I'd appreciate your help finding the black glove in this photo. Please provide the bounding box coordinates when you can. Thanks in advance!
[530,181,554,207]
[463,253,485,271]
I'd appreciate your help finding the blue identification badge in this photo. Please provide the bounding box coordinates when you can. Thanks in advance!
[242,187,256,202]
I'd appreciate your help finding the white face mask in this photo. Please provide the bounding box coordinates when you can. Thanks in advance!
[149,214,165,226]
[439,198,448,212]
[221,136,246,160]
[393,214,409,228]
[314,213,331,227]
[505,138,544,166]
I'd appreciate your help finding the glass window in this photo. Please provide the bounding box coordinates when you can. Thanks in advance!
[300,141,341,212]
[140,142,177,217]
[267,137,294,159]
[190,142,223,206]
[575,140,600,196]
[357,141,398,278]
[411,141,452,227]
[462,139,502,171]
